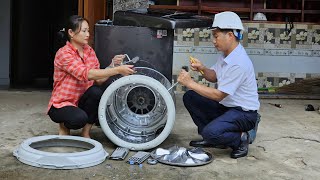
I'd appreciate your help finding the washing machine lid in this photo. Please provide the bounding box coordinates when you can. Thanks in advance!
[13,135,108,169]
[112,8,213,29]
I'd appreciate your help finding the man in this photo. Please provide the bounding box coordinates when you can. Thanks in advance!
[177,11,260,159]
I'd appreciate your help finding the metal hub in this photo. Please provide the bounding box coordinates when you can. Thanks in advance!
[106,82,168,142]
[127,86,155,115]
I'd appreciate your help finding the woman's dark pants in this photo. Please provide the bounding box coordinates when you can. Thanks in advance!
[48,85,103,130]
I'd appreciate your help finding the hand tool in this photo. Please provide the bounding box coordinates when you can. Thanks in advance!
[112,54,131,67]
[167,66,189,91]
[123,55,140,65]
[268,103,282,108]
[189,56,204,75]
[111,54,139,68]
[168,82,179,91]
[124,54,131,62]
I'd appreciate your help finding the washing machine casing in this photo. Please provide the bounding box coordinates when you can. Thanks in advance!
[94,8,213,81]
[95,25,174,81]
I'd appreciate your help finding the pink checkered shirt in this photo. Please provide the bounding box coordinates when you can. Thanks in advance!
[47,41,100,113]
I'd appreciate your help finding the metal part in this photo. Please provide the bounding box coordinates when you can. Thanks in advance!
[112,54,139,67]
[150,145,213,167]
[268,103,282,108]
[123,56,140,65]
[167,66,189,91]
[124,54,131,62]
[13,135,108,169]
[98,67,176,150]
[127,151,150,165]
[147,158,158,165]
[110,147,129,160]
[167,82,179,91]
[123,54,140,65]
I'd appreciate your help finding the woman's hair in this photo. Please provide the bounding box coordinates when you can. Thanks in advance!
[56,15,89,47]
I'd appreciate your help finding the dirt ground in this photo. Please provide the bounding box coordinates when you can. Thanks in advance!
[0,90,319,180]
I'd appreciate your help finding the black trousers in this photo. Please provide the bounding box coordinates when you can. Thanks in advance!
[48,85,103,130]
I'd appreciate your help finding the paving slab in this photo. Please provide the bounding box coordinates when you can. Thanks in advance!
[0,90,319,180]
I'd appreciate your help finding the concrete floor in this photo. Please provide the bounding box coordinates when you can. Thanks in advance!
[0,90,319,180]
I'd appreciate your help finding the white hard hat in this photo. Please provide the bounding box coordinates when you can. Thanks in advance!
[211,11,244,30]
[253,13,267,21]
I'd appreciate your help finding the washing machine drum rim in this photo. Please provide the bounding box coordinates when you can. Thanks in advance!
[98,72,176,151]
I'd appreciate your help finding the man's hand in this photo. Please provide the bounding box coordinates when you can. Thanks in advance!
[189,56,204,75]
[177,69,193,87]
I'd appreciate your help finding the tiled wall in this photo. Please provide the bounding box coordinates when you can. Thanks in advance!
[173,23,320,90]
[110,2,320,90]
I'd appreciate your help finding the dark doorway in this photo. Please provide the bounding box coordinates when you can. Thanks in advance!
[10,0,78,89]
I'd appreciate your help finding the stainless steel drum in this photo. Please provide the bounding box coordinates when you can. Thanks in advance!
[98,67,176,150]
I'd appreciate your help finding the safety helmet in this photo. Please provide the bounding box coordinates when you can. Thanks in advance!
[253,13,267,21]
[211,11,244,40]
[211,11,244,30]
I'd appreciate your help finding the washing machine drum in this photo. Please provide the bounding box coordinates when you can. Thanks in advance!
[98,67,176,150]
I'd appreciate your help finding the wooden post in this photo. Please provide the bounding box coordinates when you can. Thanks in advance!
[198,0,202,15]
[82,0,106,48]
[250,0,253,21]
[78,0,84,17]
[301,0,305,22]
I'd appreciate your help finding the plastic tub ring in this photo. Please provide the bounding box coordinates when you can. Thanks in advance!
[13,135,108,169]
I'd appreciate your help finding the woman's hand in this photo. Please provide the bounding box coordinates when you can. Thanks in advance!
[111,54,125,67]
[116,65,135,76]
[89,64,134,82]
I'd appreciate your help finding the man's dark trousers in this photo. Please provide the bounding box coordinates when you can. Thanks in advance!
[183,90,258,150]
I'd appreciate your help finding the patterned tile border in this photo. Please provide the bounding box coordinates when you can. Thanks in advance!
[174,46,320,57]
[174,22,320,54]
[172,72,320,92]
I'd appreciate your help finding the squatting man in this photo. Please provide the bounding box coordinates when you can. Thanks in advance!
[177,11,260,159]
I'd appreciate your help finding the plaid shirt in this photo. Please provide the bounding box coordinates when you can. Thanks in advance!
[48,41,100,112]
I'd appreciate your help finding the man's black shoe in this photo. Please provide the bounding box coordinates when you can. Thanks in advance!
[230,132,249,159]
[189,140,228,149]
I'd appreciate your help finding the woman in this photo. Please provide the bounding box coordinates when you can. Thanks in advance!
[47,15,135,138]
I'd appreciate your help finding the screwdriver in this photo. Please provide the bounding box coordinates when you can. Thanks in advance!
[167,66,189,91]
[268,103,282,108]
[189,56,204,75]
